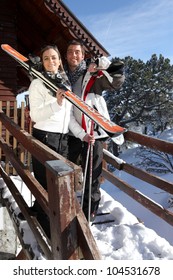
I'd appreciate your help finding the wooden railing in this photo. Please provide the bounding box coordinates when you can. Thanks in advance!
[0,109,101,260]
[0,100,32,174]
[103,131,173,227]
[1,103,173,259]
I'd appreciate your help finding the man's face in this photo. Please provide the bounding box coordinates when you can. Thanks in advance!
[66,44,84,70]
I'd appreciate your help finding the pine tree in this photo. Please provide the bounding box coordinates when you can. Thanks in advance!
[105,54,173,135]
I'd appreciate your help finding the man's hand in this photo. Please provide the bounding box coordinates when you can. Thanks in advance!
[83,133,95,144]
[88,62,98,73]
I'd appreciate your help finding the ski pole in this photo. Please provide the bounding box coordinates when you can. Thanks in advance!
[87,120,94,223]
[81,140,90,209]
[81,121,94,212]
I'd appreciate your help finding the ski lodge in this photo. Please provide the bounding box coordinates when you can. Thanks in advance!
[0,0,109,105]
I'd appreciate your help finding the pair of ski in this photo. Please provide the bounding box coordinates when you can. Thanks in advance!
[1,44,125,224]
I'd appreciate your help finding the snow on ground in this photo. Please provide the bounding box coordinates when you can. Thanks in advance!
[91,189,173,260]
[1,173,173,260]
[101,132,173,247]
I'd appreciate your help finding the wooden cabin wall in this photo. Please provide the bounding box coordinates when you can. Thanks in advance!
[0,0,17,106]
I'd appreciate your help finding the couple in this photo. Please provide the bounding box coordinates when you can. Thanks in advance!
[28,40,125,236]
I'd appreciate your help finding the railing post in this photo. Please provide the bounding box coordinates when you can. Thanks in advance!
[45,160,79,260]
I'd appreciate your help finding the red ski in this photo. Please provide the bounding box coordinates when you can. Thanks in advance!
[1,44,126,137]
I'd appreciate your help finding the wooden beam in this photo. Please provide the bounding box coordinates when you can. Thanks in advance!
[124,130,173,155]
[102,168,173,227]
[103,150,173,195]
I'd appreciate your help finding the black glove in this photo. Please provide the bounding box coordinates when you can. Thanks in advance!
[28,54,41,65]
[107,61,124,75]
[28,54,43,72]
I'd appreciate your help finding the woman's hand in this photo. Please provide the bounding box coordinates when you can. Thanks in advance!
[56,89,65,105]
[83,133,95,145]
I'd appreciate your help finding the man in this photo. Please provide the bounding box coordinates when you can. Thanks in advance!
[65,40,125,222]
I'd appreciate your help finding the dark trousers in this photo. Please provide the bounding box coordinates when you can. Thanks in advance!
[68,135,103,218]
[32,128,68,238]
[32,128,68,189]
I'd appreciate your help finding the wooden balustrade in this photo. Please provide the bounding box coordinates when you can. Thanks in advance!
[0,105,173,259]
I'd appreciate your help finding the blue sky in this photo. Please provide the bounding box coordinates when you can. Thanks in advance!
[63,0,173,63]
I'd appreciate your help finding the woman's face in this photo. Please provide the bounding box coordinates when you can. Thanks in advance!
[42,48,61,74]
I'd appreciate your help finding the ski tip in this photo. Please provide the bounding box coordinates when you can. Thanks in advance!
[1,43,28,62]
[107,127,127,138]
[1,44,9,50]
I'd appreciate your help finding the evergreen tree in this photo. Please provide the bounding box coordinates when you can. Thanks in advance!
[105,54,173,135]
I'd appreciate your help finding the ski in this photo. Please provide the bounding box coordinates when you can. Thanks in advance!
[91,220,115,226]
[96,212,111,216]
[91,211,116,225]
[92,219,115,225]
[1,44,126,137]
